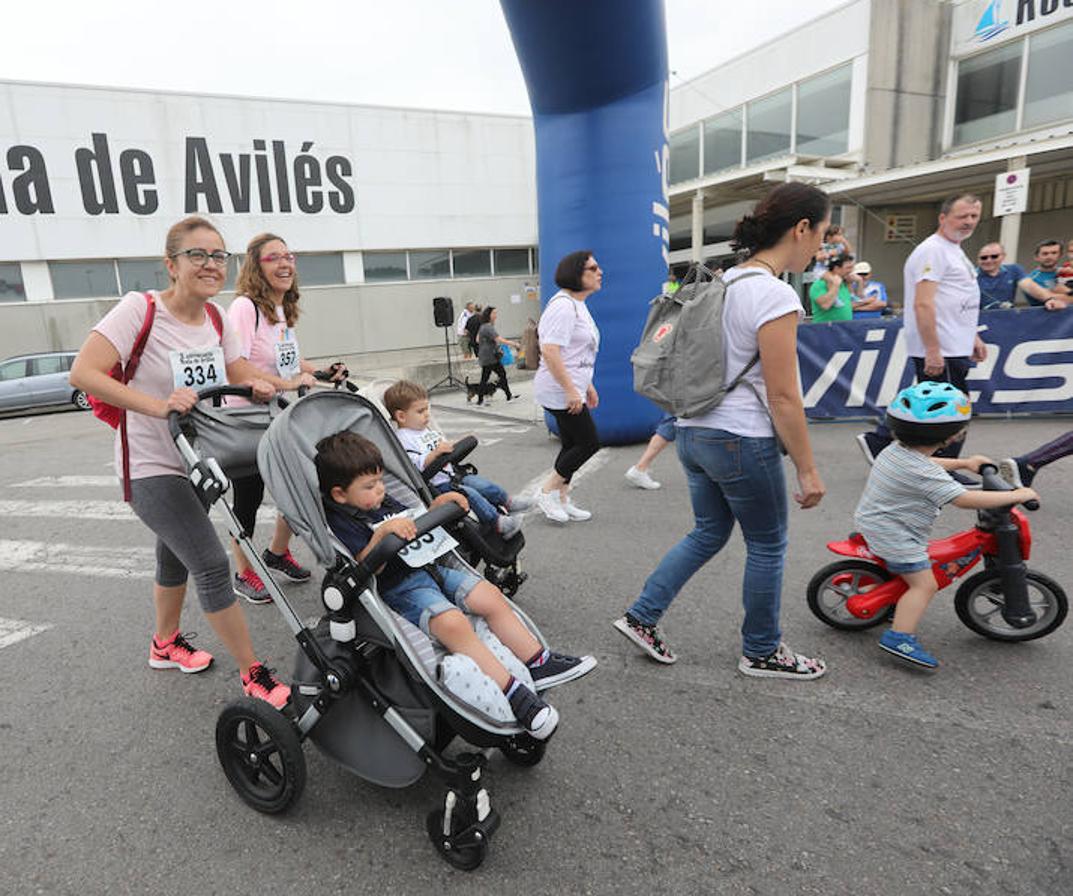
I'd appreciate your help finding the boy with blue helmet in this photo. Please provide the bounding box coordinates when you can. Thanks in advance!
[853,383,1039,668]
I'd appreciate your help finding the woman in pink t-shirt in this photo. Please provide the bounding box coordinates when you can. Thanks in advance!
[226,233,344,602]
[70,216,292,709]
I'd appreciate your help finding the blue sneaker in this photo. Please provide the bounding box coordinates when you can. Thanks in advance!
[879,630,939,669]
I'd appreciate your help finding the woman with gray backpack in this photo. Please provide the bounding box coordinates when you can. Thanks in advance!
[613,182,829,679]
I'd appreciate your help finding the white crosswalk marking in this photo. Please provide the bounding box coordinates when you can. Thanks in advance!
[11,476,119,488]
[0,616,53,650]
[0,499,276,524]
[0,539,154,578]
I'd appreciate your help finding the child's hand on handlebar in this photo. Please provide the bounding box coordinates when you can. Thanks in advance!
[432,491,469,513]
[160,387,199,417]
[959,454,994,473]
[378,516,417,542]
[1013,486,1040,506]
[433,439,455,456]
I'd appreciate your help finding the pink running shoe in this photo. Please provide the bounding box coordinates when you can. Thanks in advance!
[149,630,214,673]
[241,662,291,709]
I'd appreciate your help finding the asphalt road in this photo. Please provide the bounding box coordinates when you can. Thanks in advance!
[1,403,1071,895]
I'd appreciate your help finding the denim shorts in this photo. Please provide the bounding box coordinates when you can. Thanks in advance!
[883,556,932,575]
[654,413,677,442]
[381,564,482,634]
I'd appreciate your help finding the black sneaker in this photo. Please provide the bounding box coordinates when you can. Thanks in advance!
[528,652,597,691]
[506,684,559,740]
[262,548,311,581]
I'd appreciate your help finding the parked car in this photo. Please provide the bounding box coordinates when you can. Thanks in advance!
[0,351,87,413]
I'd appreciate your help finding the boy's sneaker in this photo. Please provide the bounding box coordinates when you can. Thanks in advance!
[262,548,311,582]
[507,495,534,513]
[625,465,661,490]
[536,489,569,523]
[738,642,827,680]
[149,630,213,673]
[234,569,271,604]
[878,630,939,669]
[998,457,1035,489]
[241,662,292,709]
[612,615,677,664]
[496,514,522,540]
[855,432,886,466]
[506,684,559,740]
[562,497,592,521]
[528,652,598,691]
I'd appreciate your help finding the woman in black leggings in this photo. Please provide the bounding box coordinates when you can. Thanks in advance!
[532,250,603,522]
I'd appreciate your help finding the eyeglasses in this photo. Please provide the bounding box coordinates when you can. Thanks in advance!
[583,264,601,273]
[978,254,1000,261]
[170,248,232,268]
[261,252,296,264]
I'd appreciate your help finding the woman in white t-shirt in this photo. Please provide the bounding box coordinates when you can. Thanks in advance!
[227,233,345,602]
[612,184,829,680]
[532,250,603,523]
[70,216,291,708]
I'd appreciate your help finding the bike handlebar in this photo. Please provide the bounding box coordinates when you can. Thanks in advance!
[978,463,1039,511]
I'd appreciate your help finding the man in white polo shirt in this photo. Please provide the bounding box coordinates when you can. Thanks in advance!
[857,193,987,464]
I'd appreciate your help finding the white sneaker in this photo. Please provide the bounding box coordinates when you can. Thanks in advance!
[625,465,661,490]
[562,497,591,521]
[536,489,569,523]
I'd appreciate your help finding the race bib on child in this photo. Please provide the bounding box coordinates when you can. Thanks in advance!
[170,347,226,390]
[275,337,300,379]
[376,507,458,568]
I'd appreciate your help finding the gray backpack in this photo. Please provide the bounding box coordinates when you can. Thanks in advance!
[631,265,765,418]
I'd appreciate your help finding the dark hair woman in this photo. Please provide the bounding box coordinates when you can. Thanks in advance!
[532,249,602,523]
[474,305,520,406]
[69,216,291,708]
[612,182,830,679]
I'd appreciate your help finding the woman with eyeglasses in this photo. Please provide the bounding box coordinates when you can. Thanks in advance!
[70,216,292,709]
[225,233,345,602]
[532,250,602,523]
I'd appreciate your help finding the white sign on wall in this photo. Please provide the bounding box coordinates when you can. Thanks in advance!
[952,0,1073,57]
[994,167,1031,216]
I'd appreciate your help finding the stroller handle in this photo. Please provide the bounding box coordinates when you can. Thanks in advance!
[362,502,468,572]
[979,463,1039,511]
[422,435,479,483]
[166,385,256,443]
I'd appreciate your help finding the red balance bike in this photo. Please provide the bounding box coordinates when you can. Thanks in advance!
[807,464,1067,642]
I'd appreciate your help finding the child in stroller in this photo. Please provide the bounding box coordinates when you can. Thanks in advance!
[316,430,595,740]
[383,380,533,542]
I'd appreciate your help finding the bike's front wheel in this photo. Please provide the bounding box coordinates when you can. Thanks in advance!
[954,569,1068,642]
[807,560,893,631]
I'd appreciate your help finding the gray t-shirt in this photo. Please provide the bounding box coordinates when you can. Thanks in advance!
[477,322,499,366]
[854,442,965,564]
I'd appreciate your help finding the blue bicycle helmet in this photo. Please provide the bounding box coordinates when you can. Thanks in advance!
[885,381,971,446]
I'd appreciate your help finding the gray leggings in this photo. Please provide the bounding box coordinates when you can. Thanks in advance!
[129,475,236,614]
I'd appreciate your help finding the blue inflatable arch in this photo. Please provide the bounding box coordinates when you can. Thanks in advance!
[500,0,669,444]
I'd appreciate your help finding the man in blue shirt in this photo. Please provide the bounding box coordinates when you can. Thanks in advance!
[975,241,1061,308]
[851,261,887,317]
[1027,239,1072,307]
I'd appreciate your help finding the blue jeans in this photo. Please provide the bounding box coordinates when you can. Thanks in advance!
[627,427,788,658]
[380,564,482,635]
[436,474,508,526]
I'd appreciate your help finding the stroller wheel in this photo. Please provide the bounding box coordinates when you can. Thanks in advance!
[426,806,493,871]
[216,697,306,814]
[499,734,546,767]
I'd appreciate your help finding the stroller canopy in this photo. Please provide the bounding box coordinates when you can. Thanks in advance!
[257,390,431,569]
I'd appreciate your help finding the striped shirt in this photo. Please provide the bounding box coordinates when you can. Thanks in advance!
[854,442,965,564]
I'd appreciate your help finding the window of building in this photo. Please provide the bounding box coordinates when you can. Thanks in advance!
[452,249,491,278]
[703,109,743,174]
[50,260,120,300]
[1024,21,1073,130]
[295,252,344,286]
[746,87,793,164]
[796,64,852,157]
[118,259,169,293]
[410,250,451,280]
[669,127,700,184]
[363,251,408,282]
[953,42,1021,146]
[0,263,26,302]
[494,248,530,275]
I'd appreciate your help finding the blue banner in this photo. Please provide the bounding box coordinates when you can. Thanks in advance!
[798,308,1073,420]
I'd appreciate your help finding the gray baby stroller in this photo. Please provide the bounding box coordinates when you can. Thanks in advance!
[169,385,561,870]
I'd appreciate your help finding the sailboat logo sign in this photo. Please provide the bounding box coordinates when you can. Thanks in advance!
[974,0,1009,42]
